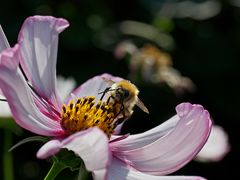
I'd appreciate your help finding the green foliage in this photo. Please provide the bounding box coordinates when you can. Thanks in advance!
[9,136,49,152]
[0,118,22,134]
[53,149,83,172]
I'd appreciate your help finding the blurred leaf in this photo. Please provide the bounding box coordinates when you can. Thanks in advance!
[152,16,174,32]
[9,136,49,152]
[53,149,83,172]
[0,117,23,135]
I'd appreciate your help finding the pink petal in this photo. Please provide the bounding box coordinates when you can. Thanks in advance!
[0,25,10,52]
[37,127,111,173]
[110,115,179,150]
[18,16,69,110]
[65,73,122,104]
[37,140,61,159]
[111,103,212,175]
[0,46,64,136]
[0,45,20,70]
[108,158,206,180]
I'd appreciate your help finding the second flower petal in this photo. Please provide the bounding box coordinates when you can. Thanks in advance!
[108,158,206,180]
[111,103,212,175]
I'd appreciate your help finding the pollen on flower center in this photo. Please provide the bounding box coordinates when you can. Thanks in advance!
[61,96,121,137]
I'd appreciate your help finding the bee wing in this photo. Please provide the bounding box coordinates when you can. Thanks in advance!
[136,97,149,114]
[101,77,115,85]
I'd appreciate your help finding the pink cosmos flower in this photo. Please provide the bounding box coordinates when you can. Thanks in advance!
[0,16,212,180]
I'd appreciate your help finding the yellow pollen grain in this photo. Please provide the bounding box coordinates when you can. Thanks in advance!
[61,96,121,137]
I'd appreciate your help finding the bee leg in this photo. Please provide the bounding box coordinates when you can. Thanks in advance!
[106,94,117,104]
[114,103,125,121]
[114,117,125,127]
[114,107,127,127]
[100,87,111,100]
[114,102,124,116]
[106,96,111,104]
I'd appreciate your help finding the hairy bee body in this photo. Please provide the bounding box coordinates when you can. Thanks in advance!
[101,79,148,126]
[108,80,139,119]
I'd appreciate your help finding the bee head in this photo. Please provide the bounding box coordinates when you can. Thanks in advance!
[118,87,130,101]
[109,80,139,103]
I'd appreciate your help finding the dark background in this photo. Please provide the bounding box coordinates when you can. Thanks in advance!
[0,0,240,179]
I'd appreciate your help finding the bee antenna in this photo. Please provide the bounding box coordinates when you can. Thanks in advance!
[98,91,105,95]
[0,98,7,102]
[98,88,119,95]
[98,87,121,100]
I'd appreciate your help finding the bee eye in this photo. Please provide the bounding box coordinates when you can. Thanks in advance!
[123,89,129,98]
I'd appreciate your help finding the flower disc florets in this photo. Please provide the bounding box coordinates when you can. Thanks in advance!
[61,96,121,137]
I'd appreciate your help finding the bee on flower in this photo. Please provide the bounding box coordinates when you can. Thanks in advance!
[99,78,149,126]
[0,16,211,180]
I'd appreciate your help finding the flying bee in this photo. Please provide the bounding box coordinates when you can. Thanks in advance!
[100,78,149,126]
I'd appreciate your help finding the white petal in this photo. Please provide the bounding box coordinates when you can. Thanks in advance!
[57,75,77,102]
[0,95,12,117]
[66,73,122,103]
[37,139,61,159]
[18,16,69,109]
[0,25,10,52]
[62,127,111,171]
[37,127,110,178]
[92,169,107,180]
[110,115,179,150]
[108,158,206,180]
[0,46,64,136]
[195,125,230,162]
[111,103,212,175]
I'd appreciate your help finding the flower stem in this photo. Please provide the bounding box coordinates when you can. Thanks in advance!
[44,161,66,180]
[3,129,14,180]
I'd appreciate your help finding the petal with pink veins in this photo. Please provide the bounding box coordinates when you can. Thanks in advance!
[37,127,110,178]
[111,103,212,175]
[110,115,179,150]
[107,158,206,180]
[0,46,64,136]
[18,16,69,110]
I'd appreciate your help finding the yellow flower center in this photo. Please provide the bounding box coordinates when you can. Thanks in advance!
[61,96,121,137]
